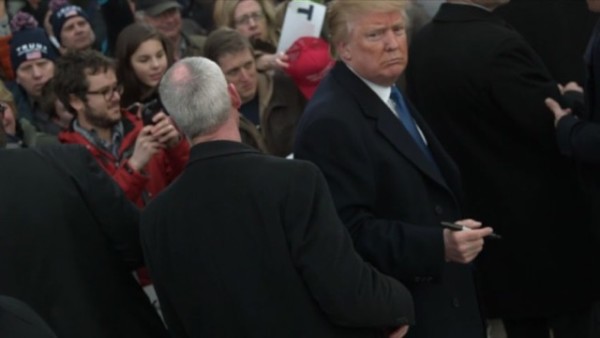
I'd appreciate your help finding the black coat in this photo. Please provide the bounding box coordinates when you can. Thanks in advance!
[0,295,56,338]
[555,19,600,164]
[294,61,484,338]
[140,141,414,338]
[555,18,600,240]
[406,3,600,319]
[0,145,168,338]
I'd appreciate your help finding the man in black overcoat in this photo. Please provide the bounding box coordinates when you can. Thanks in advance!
[0,136,168,337]
[406,0,600,337]
[140,56,415,338]
[294,1,494,337]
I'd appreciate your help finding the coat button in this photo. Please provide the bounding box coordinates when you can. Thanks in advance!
[434,205,443,215]
[452,297,460,308]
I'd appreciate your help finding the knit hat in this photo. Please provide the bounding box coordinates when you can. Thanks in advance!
[284,37,334,99]
[136,0,181,16]
[9,12,58,72]
[49,0,90,43]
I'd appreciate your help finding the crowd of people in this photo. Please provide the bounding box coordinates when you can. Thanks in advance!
[1,0,600,337]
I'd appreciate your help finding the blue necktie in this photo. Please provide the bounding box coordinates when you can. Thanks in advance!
[389,86,437,165]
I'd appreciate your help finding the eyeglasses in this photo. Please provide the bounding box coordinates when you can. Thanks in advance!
[234,11,264,27]
[86,84,124,101]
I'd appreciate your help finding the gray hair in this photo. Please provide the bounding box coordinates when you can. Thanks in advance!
[159,57,231,140]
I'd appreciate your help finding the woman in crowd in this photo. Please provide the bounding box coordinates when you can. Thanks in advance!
[0,82,59,148]
[115,23,173,109]
[213,0,287,72]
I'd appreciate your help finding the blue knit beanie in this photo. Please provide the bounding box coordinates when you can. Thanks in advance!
[9,12,58,72]
[49,0,90,44]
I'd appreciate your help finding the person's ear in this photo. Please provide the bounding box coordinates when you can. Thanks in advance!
[68,94,84,115]
[338,40,351,61]
[228,83,241,110]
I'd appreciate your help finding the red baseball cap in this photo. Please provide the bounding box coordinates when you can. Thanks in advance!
[285,37,334,99]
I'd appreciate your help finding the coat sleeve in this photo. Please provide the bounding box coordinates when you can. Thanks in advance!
[555,115,600,164]
[487,35,565,154]
[294,113,445,283]
[67,146,144,269]
[111,159,149,204]
[282,161,415,328]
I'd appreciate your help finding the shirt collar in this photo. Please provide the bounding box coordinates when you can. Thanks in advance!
[346,65,392,104]
[73,119,124,158]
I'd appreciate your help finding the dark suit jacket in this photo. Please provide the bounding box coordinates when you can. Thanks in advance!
[0,145,168,338]
[406,3,600,319]
[556,19,600,164]
[555,18,600,240]
[294,61,484,338]
[141,141,414,338]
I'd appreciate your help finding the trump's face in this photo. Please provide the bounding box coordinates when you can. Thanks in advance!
[338,10,407,87]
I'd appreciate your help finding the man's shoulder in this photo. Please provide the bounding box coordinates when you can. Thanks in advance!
[182,32,206,57]
[230,153,321,178]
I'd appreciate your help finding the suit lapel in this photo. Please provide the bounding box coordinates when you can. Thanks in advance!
[331,62,451,191]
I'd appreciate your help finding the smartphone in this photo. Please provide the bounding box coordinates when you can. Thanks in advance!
[141,99,163,126]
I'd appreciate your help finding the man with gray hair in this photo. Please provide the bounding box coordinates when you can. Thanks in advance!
[140,56,415,338]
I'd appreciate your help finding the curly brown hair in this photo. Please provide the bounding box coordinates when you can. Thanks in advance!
[53,50,115,115]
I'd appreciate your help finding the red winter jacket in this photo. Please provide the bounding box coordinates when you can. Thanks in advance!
[59,112,190,207]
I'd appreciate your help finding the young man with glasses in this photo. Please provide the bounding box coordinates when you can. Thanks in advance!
[54,50,189,207]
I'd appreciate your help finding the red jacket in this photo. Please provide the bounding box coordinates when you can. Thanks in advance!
[59,112,190,207]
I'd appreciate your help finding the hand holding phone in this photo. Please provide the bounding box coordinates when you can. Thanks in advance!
[141,99,163,126]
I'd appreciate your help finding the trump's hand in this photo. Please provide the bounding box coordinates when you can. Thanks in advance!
[443,219,493,264]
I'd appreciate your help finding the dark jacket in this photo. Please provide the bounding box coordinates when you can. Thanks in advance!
[141,141,415,338]
[0,295,57,338]
[554,18,600,240]
[406,3,600,319]
[555,19,600,164]
[256,71,306,157]
[0,145,168,338]
[294,61,485,338]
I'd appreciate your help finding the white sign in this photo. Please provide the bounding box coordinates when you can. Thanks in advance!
[277,0,326,53]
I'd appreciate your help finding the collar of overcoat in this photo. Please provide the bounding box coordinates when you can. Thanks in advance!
[329,62,457,194]
[188,140,259,166]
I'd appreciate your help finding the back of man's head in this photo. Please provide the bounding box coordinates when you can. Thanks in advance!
[159,57,231,140]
